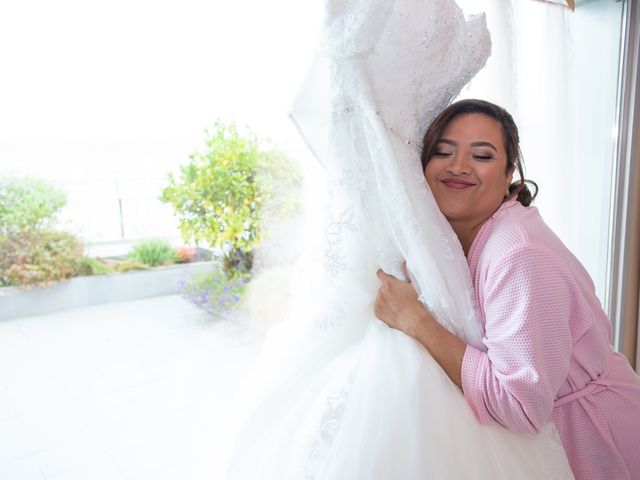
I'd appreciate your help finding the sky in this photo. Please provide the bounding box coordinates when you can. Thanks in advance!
[0,0,323,178]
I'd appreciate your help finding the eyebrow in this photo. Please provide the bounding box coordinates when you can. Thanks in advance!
[437,139,498,152]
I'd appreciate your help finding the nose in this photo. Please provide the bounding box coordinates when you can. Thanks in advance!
[445,151,471,175]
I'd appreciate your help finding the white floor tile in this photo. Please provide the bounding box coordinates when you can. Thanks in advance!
[0,295,262,479]
[0,455,44,480]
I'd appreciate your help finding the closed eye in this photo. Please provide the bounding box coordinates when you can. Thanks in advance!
[433,150,452,157]
[473,154,493,161]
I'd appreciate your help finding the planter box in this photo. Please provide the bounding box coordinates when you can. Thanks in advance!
[0,261,215,322]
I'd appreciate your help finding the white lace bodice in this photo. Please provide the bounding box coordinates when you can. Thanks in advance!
[323,0,491,146]
[291,0,492,347]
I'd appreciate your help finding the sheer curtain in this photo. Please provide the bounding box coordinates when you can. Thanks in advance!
[456,0,624,324]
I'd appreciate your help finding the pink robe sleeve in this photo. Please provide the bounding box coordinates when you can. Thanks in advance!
[460,245,573,434]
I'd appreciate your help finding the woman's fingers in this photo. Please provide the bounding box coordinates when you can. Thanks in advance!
[377,266,410,283]
[377,268,392,282]
[378,264,412,283]
[402,261,411,283]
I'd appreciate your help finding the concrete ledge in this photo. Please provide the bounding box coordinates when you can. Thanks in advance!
[0,261,215,321]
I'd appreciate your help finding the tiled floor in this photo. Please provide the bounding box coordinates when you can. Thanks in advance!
[0,295,263,480]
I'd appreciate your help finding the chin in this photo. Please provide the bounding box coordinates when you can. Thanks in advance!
[436,200,468,217]
[441,208,468,223]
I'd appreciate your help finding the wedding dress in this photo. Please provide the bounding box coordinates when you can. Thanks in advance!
[228,0,575,478]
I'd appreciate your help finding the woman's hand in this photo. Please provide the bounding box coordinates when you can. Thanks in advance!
[374,263,430,336]
[375,262,466,388]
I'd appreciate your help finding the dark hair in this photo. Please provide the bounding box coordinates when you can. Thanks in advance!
[420,99,538,207]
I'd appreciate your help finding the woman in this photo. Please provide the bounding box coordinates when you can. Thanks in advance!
[229,1,578,478]
[375,98,640,480]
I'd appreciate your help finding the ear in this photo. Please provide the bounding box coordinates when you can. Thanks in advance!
[505,168,514,196]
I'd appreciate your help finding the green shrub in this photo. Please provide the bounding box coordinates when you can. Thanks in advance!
[77,257,114,276]
[161,121,300,278]
[0,176,67,236]
[114,259,149,272]
[128,239,177,267]
[0,176,86,288]
[0,230,84,287]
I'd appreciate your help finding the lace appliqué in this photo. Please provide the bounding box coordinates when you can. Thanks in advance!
[324,207,357,277]
[303,370,356,479]
[321,0,393,57]
[316,298,347,331]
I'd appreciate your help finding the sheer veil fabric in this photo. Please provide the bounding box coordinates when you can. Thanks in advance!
[228,1,575,478]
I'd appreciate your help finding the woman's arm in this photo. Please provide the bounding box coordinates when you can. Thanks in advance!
[375,267,466,387]
[375,246,574,434]
[460,245,573,434]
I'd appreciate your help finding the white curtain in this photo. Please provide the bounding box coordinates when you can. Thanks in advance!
[455,0,624,309]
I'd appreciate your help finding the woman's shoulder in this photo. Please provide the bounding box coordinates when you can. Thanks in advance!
[478,201,566,266]
[474,201,600,320]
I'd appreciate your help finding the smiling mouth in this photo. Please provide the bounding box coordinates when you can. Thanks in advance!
[441,179,475,190]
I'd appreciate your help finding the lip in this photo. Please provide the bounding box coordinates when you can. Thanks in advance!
[441,178,476,190]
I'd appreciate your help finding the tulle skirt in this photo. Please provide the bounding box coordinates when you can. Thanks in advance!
[228,317,574,479]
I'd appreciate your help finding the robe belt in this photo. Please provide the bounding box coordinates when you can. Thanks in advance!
[554,361,612,408]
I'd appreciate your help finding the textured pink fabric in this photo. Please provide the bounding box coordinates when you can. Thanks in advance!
[460,199,640,480]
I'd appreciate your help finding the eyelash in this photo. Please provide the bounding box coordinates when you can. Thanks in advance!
[432,151,494,161]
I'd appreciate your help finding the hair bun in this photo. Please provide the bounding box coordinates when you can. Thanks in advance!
[509,180,538,207]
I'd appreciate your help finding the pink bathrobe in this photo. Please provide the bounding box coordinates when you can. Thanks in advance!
[460,199,640,480]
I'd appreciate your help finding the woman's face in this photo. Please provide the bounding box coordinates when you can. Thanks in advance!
[424,113,513,228]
